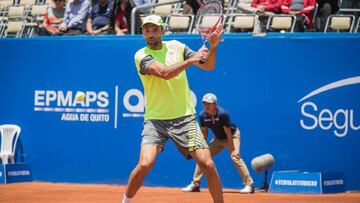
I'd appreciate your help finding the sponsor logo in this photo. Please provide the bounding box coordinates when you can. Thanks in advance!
[323,179,344,186]
[298,76,360,137]
[34,90,110,122]
[275,179,318,187]
[122,89,145,117]
[122,88,198,118]
[8,170,30,176]
[34,87,199,127]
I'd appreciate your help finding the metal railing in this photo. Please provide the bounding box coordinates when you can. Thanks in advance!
[340,8,360,12]
[130,0,186,35]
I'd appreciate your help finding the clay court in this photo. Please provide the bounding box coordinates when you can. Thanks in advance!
[0,182,359,203]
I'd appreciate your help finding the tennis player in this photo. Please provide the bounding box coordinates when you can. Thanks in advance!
[122,14,224,203]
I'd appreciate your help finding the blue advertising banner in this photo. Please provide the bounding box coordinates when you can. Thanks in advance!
[322,172,346,194]
[0,33,359,190]
[3,163,33,183]
[269,171,322,194]
[269,171,345,194]
[0,164,32,184]
[0,165,5,183]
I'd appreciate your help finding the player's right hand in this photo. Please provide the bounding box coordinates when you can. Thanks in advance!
[208,24,224,49]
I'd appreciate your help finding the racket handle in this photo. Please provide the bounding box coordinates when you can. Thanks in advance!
[199,44,207,64]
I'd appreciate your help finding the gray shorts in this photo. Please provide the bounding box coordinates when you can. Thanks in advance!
[141,115,208,159]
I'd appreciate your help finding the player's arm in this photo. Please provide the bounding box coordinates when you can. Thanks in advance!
[146,52,205,80]
[224,126,239,159]
[201,127,208,140]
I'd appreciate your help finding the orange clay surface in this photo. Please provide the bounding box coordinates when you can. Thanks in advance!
[0,182,359,203]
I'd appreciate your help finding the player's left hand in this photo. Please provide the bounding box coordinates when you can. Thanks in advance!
[198,46,209,58]
[208,24,224,49]
[188,47,209,64]
[231,150,240,160]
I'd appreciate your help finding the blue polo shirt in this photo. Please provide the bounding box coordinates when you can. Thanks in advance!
[199,106,237,140]
[88,1,113,30]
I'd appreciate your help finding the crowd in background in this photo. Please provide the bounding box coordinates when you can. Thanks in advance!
[34,0,142,36]
[33,0,359,36]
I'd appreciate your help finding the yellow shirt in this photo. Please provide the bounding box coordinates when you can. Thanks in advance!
[134,40,196,121]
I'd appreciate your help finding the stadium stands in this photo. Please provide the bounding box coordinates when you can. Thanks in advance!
[0,0,359,37]
[0,0,50,37]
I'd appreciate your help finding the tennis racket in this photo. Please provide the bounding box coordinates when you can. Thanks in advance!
[195,0,223,64]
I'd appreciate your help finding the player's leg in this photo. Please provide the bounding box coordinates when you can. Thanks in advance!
[169,115,224,202]
[228,129,254,193]
[124,144,162,199]
[183,139,224,192]
[190,148,224,203]
[123,120,168,202]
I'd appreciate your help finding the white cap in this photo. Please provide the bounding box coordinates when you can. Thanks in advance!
[202,93,217,103]
[141,15,164,28]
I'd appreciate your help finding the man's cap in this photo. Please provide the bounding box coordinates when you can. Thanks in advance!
[141,15,164,28]
[202,93,217,103]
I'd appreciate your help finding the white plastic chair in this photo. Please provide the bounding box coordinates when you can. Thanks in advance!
[194,14,225,33]
[324,14,356,33]
[0,124,21,164]
[226,14,257,33]
[266,14,296,32]
[166,14,194,34]
[153,0,173,17]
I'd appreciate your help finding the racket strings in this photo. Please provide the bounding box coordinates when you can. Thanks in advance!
[196,1,222,16]
[195,1,223,34]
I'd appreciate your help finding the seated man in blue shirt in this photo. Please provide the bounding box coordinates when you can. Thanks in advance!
[58,0,90,35]
[183,93,255,194]
[86,0,113,35]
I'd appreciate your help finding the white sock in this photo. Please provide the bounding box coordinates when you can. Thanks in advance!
[122,194,132,203]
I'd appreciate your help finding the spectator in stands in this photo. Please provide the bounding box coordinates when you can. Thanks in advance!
[281,0,316,32]
[184,0,203,14]
[251,0,283,32]
[316,0,339,31]
[58,0,91,35]
[237,0,257,14]
[345,0,360,9]
[113,0,141,35]
[37,0,65,36]
[114,0,129,35]
[86,0,113,35]
[184,0,224,14]
[251,0,283,14]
